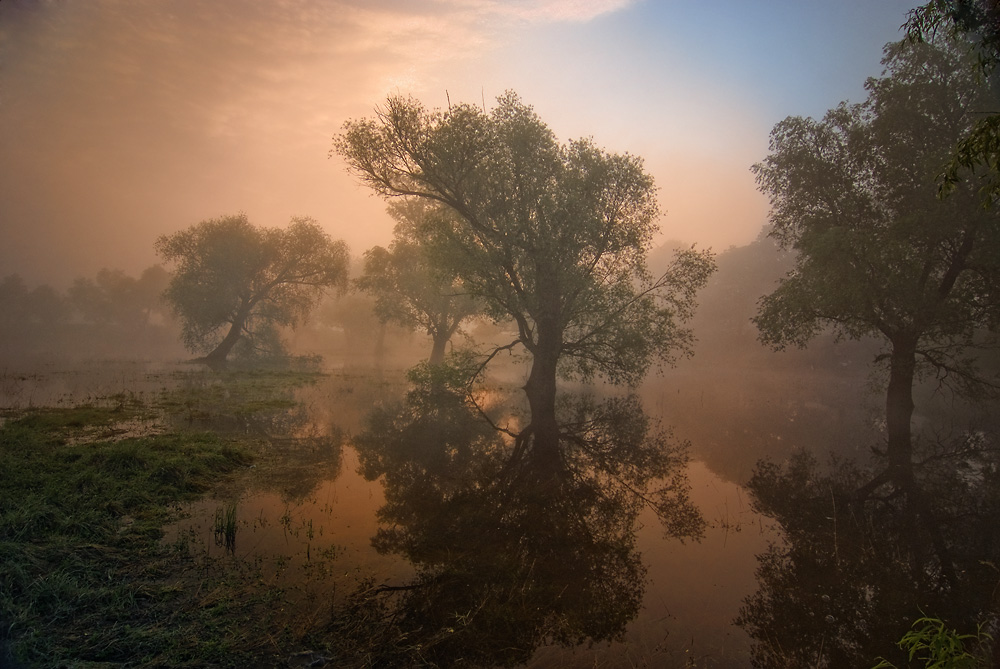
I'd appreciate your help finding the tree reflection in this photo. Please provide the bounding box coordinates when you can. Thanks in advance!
[737,442,1000,668]
[344,361,703,666]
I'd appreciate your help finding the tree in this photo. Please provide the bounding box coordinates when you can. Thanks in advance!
[752,40,1000,525]
[905,1,1000,70]
[155,214,349,368]
[335,92,714,468]
[356,200,482,365]
[0,274,67,355]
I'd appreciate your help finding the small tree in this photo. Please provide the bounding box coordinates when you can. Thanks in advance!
[336,92,714,467]
[156,214,349,368]
[356,200,482,365]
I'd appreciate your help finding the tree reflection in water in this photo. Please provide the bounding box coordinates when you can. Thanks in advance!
[340,361,704,666]
[737,442,1000,668]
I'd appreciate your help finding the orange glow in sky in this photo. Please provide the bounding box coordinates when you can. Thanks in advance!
[0,0,917,286]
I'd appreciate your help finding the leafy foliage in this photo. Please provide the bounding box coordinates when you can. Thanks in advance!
[905,1,1000,72]
[356,200,482,364]
[156,214,349,364]
[872,615,993,669]
[906,2,1000,204]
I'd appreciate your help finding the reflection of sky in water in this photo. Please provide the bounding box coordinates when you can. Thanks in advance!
[166,448,414,605]
[169,453,772,666]
[0,360,181,410]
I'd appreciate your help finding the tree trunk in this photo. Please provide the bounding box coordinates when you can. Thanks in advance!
[429,332,448,365]
[884,334,957,584]
[202,309,250,369]
[522,318,562,483]
[885,335,917,490]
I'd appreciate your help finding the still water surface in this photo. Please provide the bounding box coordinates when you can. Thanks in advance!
[1,359,878,667]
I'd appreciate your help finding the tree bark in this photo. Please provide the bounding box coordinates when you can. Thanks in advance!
[522,317,562,483]
[429,332,448,366]
[202,306,251,369]
[885,335,918,490]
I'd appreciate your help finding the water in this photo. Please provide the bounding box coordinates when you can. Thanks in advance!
[0,359,894,667]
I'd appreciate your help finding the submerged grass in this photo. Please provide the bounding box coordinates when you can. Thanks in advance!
[158,368,321,419]
[0,369,335,668]
[214,500,240,554]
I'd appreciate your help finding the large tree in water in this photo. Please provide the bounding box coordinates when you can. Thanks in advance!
[335,92,714,471]
[156,214,349,368]
[752,39,1000,518]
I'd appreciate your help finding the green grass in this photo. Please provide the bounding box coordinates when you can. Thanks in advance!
[872,615,994,669]
[0,380,312,667]
[0,367,413,667]
[213,500,239,554]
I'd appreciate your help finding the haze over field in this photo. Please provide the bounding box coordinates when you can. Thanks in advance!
[1,0,916,286]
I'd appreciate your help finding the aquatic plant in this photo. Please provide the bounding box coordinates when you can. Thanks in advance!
[872,615,993,669]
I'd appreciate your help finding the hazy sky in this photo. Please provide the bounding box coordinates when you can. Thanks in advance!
[0,0,918,287]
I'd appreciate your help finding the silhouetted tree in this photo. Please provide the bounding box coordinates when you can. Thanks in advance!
[156,214,349,368]
[336,92,714,469]
[356,200,482,365]
[0,275,30,341]
[0,275,68,351]
[752,39,1000,507]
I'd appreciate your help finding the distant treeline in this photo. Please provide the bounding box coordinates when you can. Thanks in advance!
[0,233,890,371]
[0,261,423,367]
[0,266,183,364]
[649,231,881,372]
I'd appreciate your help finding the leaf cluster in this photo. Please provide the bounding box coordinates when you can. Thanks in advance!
[872,615,993,668]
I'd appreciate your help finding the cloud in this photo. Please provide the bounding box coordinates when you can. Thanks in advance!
[435,0,635,23]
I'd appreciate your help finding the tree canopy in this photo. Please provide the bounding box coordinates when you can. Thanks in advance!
[752,38,1000,504]
[68,266,170,329]
[905,1,1000,202]
[156,214,349,368]
[335,92,714,461]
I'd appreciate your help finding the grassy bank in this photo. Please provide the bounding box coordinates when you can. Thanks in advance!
[0,372,328,667]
